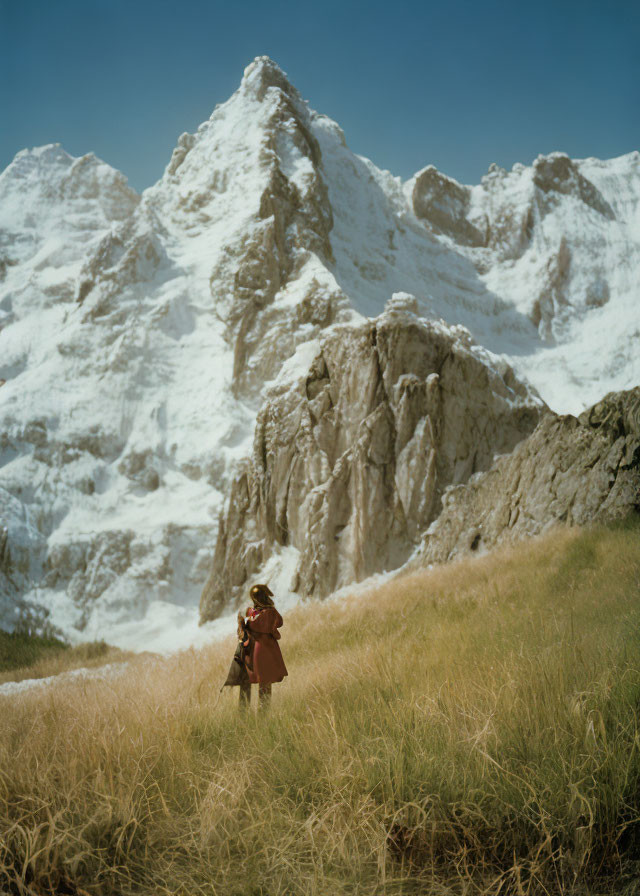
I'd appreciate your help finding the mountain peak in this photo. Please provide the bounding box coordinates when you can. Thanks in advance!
[1,143,73,183]
[0,141,139,258]
[241,55,299,102]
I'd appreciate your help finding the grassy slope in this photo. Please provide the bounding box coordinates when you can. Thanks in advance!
[1,520,639,895]
[0,629,69,673]
[0,633,132,685]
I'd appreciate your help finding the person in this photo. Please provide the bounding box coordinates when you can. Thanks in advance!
[237,583,287,709]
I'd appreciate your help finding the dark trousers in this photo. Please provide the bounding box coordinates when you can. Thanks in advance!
[239,681,272,709]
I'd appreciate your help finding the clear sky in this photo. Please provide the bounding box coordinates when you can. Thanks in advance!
[1,0,638,192]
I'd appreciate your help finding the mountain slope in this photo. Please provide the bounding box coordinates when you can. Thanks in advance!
[0,56,638,641]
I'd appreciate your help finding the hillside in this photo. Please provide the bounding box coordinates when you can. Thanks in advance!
[1,521,640,895]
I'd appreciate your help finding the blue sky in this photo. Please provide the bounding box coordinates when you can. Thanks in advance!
[1,0,638,192]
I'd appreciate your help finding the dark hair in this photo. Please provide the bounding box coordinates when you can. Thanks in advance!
[250,583,274,607]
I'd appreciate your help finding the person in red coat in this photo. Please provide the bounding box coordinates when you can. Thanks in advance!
[238,583,287,709]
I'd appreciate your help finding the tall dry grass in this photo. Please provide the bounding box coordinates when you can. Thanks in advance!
[1,520,639,895]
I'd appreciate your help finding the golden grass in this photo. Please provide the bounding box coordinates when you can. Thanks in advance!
[1,520,639,895]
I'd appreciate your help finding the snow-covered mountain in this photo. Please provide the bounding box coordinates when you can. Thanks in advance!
[1,56,638,646]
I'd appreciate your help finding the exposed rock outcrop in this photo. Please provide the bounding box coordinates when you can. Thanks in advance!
[532,153,614,220]
[412,166,488,247]
[411,388,640,567]
[200,301,543,620]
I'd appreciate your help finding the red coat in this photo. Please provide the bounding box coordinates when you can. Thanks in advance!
[245,606,288,684]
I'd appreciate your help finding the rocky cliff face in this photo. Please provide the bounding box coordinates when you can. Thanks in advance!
[409,388,640,568]
[200,298,542,620]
